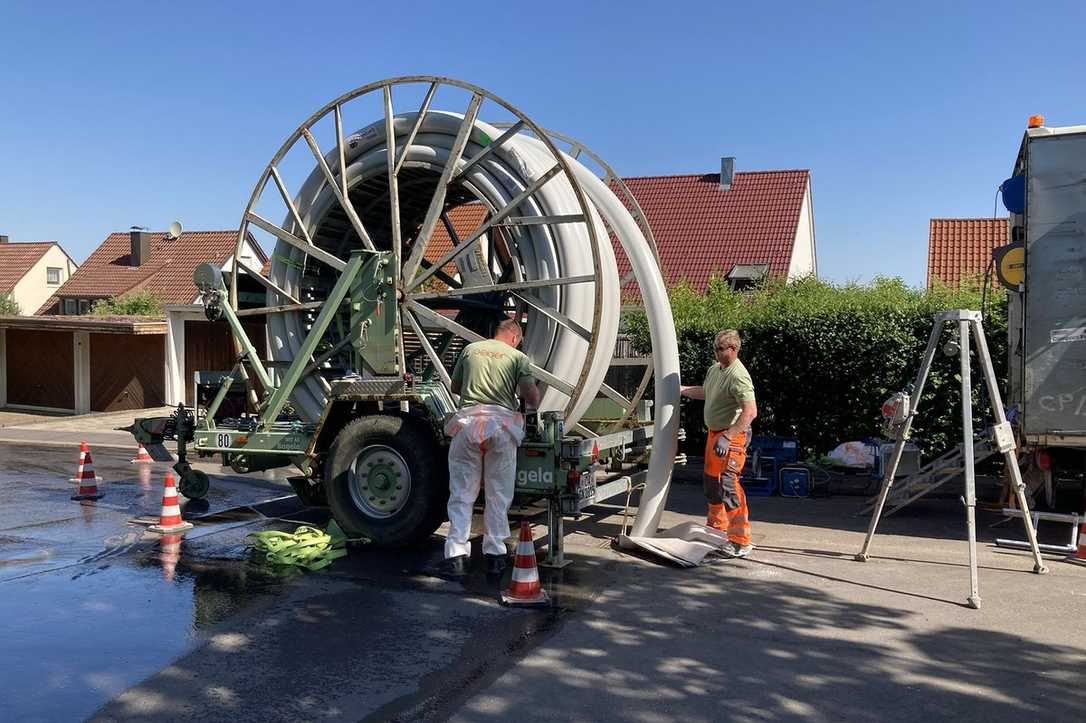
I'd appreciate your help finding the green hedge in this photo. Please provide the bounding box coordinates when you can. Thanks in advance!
[627,276,1006,459]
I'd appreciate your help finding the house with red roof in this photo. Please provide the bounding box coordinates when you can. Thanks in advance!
[38,229,265,315]
[430,160,817,298]
[0,236,77,315]
[927,218,1007,288]
[0,229,265,414]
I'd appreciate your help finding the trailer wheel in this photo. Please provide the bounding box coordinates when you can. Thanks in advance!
[325,415,447,546]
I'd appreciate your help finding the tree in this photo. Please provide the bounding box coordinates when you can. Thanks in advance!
[0,293,20,315]
[90,291,163,316]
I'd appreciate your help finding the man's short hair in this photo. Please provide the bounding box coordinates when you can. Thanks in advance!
[714,329,741,352]
[496,318,522,339]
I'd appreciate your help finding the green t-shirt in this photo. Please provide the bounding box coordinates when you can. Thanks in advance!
[703,358,756,431]
[451,339,534,411]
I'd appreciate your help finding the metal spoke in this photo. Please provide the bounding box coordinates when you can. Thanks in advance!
[235,258,302,305]
[246,212,347,272]
[511,291,591,341]
[393,81,437,177]
[494,214,585,227]
[301,127,376,251]
[383,85,408,377]
[401,92,484,281]
[410,163,563,291]
[334,105,348,208]
[528,362,574,396]
[270,167,314,245]
[403,309,452,387]
[236,301,323,317]
[418,258,462,290]
[300,334,354,379]
[407,300,483,343]
[410,274,594,301]
[451,120,526,183]
[598,382,632,407]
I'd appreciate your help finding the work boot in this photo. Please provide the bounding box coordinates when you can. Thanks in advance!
[485,553,508,575]
[441,555,469,577]
[719,541,754,559]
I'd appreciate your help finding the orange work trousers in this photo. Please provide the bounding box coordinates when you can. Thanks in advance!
[703,429,752,546]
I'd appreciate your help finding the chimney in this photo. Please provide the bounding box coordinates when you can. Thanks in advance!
[720,157,735,192]
[130,229,152,266]
[0,235,8,244]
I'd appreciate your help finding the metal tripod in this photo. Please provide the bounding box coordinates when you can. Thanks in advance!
[856,310,1048,609]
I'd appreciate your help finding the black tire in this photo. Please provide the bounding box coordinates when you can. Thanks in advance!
[177,468,210,499]
[324,415,447,546]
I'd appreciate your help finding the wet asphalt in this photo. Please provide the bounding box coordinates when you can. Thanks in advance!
[0,442,608,722]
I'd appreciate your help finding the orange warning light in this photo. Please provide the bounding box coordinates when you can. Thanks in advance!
[1027,114,1045,129]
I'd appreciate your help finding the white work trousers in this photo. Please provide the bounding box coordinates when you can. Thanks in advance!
[444,405,524,559]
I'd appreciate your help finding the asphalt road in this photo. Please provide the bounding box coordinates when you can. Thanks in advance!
[2,440,1085,722]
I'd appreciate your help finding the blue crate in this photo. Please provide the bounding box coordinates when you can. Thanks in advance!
[779,465,812,498]
[748,435,799,464]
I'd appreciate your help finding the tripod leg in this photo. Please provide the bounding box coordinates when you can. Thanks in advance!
[958,320,982,609]
[970,319,1048,575]
[857,318,943,561]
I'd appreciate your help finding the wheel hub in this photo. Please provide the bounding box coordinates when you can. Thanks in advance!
[349,445,411,519]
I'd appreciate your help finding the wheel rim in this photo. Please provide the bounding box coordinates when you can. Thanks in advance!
[348,444,411,519]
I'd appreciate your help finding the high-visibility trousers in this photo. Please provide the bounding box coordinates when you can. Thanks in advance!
[703,429,752,546]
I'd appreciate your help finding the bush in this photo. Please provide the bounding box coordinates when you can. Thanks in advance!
[90,290,163,316]
[627,276,1007,459]
[0,293,20,315]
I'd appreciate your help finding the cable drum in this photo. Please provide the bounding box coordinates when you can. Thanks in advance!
[234,77,680,534]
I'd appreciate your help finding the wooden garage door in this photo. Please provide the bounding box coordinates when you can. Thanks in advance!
[184,320,266,405]
[89,333,166,411]
[6,329,74,409]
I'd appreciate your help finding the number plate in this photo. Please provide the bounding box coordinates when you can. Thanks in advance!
[215,432,232,448]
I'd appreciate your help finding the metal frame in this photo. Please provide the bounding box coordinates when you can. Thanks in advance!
[227,76,610,426]
[856,310,1048,609]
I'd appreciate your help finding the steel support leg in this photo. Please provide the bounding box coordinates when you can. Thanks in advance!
[959,320,982,609]
[857,317,943,561]
[540,498,572,568]
[970,319,1048,575]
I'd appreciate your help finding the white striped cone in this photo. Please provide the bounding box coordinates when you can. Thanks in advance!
[148,472,193,534]
[71,441,104,500]
[1068,522,1086,566]
[159,533,183,581]
[501,521,549,606]
[130,443,153,464]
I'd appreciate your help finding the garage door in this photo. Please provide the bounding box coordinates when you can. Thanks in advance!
[89,333,166,411]
[6,329,74,409]
[184,320,266,405]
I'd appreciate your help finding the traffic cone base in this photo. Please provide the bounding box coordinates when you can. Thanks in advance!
[130,443,153,464]
[501,521,550,607]
[159,533,183,581]
[149,472,194,534]
[1066,522,1086,566]
[70,441,103,499]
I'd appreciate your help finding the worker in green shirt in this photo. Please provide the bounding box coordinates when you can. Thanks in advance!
[680,329,758,558]
[443,318,541,576]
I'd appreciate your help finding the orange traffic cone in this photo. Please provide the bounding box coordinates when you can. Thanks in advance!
[1068,522,1086,566]
[158,533,183,581]
[501,521,550,606]
[70,441,104,500]
[130,443,153,464]
[148,473,193,534]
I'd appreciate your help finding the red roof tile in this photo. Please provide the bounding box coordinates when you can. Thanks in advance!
[0,242,62,294]
[927,219,1007,287]
[430,171,810,296]
[37,230,259,314]
[616,171,809,293]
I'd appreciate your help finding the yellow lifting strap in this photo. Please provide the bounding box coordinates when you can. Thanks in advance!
[247,520,360,571]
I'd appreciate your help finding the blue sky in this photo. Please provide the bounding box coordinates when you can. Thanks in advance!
[2,1,1084,287]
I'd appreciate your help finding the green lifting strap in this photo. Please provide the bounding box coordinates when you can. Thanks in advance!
[247,520,362,571]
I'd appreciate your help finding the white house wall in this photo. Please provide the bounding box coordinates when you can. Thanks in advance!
[11,246,77,315]
[787,180,817,279]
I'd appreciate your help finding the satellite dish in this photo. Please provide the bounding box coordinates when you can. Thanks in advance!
[167,221,183,239]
